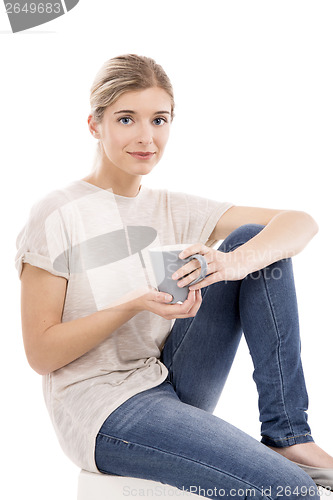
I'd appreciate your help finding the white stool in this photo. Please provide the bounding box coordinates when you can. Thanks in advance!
[77,470,202,500]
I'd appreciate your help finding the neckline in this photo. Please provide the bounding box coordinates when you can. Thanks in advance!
[77,180,145,200]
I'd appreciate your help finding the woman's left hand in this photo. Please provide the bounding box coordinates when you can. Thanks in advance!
[172,243,250,290]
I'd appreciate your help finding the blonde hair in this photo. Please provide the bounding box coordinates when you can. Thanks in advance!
[89,54,175,165]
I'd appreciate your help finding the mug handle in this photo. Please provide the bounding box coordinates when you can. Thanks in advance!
[183,254,208,286]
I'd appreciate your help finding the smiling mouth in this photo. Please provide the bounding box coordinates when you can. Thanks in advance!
[128,152,156,159]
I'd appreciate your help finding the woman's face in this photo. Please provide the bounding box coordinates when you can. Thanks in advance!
[90,87,172,177]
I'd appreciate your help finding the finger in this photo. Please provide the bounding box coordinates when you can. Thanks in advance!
[161,289,195,313]
[178,243,207,259]
[191,290,203,314]
[187,289,202,309]
[176,291,196,314]
[153,291,174,303]
[173,254,216,282]
[171,260,205,281]
[175,264,212,288]
[182,289,197,308]
[188,272,221,291]
[174,290,202,318]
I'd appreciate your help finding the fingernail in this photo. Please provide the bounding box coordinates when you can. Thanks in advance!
[179,253,184,259]
[172,273,179,279]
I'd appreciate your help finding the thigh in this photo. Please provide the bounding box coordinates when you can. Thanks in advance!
[160,225,267,413]
[161,267,243,413]
[94,381,318,500]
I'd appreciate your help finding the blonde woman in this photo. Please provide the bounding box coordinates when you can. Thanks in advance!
[15,54,333,499]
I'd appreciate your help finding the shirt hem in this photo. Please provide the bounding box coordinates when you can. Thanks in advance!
[17,253,69,280]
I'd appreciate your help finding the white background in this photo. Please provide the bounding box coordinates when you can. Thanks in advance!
[1,1,332,498]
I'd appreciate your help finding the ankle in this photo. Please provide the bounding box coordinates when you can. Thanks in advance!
[266,443,333,468]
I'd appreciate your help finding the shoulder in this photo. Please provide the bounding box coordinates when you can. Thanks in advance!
[28,181,82,221]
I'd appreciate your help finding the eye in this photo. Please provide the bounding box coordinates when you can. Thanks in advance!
[118,117,133,125]
[153,117,168,126]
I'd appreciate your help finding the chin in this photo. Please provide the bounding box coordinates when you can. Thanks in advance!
[138,168,155,176]
[130,163,157,175]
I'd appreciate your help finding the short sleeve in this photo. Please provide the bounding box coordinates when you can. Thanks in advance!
[168,191,234,248]
[15,194,70,280]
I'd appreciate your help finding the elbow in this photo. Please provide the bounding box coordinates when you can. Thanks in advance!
[27,348,66,375]
[24,327,59,376]
[35,365,51,376]
[25,348,52,376]
[303,211,319,237]
[27,356,50,376]
[289,210,319,238]
[35,368,50,376]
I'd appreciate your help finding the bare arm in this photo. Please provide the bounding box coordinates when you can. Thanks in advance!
[20,263,203,376]
[21,263,142,375]
[172,207,319,290]
[232,210,319,273]
[208,206,319,273]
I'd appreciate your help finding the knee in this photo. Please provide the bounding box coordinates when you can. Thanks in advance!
[218,223,265,253]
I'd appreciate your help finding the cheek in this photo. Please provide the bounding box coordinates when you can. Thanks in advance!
[158,128,170,149]
[104,129,130,153]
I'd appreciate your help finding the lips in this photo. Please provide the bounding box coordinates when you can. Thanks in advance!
[128,152,155,160]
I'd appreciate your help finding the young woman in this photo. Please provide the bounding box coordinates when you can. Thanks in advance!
[16,54,333,499]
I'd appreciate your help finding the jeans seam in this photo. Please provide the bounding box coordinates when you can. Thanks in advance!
[96,432,273,499]
[261,270,295,439]
[263,432,312,442]
[229,235,296,439]
[229,239,299,440]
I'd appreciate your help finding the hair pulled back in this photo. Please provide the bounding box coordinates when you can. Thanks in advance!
[89,54,175,164]
[90,54,174,123]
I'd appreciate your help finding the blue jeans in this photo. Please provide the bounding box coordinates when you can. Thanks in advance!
[95,224,318,499]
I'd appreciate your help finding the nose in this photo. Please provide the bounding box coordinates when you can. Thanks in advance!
[136,123,154,145]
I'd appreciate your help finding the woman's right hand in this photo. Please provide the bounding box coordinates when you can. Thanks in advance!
[133,287,202,320]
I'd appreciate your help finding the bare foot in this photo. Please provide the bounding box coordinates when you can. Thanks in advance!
[266,442,333,468]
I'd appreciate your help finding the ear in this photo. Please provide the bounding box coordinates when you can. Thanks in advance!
[87,114,100,138]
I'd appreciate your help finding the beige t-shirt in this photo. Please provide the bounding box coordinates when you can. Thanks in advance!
[15,180,233,472]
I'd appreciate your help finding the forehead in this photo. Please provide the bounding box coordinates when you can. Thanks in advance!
[110,87,172,113]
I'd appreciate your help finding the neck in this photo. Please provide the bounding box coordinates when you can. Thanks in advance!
[83,160,142,198]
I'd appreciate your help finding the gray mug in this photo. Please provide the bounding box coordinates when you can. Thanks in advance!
[148,244,208,304]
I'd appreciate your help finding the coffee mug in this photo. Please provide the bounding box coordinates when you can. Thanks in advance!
[148,244,208,304]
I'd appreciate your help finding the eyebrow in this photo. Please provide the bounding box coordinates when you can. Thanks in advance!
[114,110,171,115]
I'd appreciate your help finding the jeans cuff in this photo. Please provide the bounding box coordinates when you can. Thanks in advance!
[261,432,314,448]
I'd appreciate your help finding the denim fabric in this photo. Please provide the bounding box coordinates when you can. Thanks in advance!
[95,224,318,499]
